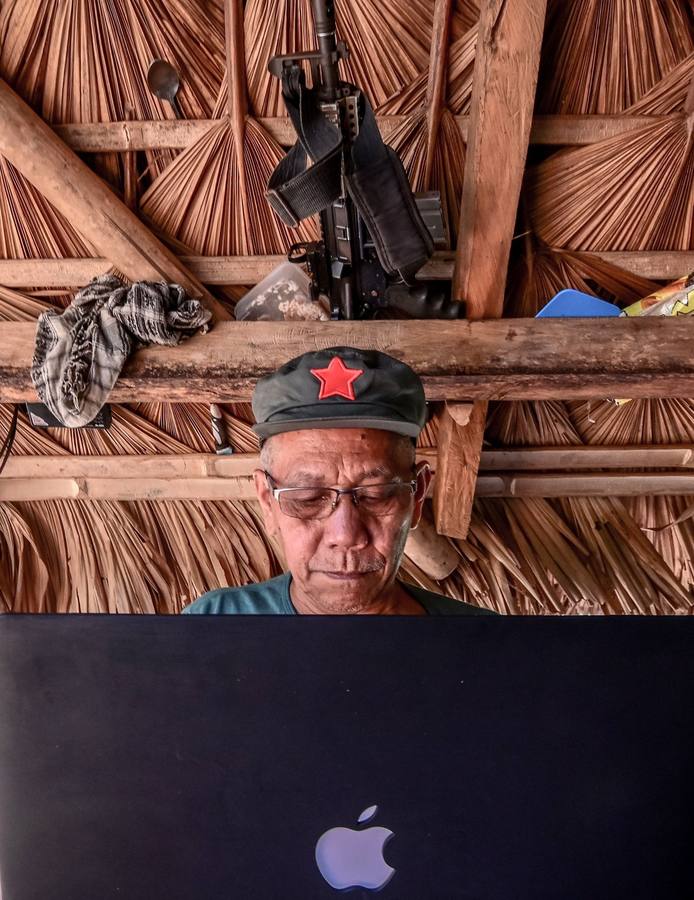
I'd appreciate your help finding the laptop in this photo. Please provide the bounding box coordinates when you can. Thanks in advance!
[0,615,692,899]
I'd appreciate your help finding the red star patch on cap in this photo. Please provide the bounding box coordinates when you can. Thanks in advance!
[310,356,364,401]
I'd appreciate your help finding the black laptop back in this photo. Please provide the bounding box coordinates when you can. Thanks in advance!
[0,615,692,899]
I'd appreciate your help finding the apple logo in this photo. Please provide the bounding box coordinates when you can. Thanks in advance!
[315,804,395,891]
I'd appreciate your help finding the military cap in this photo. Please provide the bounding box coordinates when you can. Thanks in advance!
[252,346,426,440]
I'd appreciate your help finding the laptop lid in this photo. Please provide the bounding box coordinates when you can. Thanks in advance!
[0,615,692,899]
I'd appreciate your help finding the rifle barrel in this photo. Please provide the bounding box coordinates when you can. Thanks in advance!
[311,0,339,100]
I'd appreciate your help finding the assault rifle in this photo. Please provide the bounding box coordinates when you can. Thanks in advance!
[265,0,463,320]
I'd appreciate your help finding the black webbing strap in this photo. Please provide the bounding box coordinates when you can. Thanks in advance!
[266,74,343,227]
[266,74,433,282]
[347,93,433,282]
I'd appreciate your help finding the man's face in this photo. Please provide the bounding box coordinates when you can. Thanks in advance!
[253,428,430,613]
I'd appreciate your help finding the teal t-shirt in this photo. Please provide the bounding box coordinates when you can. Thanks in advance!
[182,572,498,616]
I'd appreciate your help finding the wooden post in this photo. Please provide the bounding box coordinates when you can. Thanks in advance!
[433,0,548,539]
[0,78,229,321]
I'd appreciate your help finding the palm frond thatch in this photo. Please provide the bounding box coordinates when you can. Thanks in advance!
[140,116,316,257]
[528,118,694,250]
[537,0,694,114]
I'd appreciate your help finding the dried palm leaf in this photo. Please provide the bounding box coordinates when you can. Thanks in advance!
[126,499,283,610]
[140,118,316,256]
[536,0,694,114]
[505,242,659,318]
[0,284,54,321]
[0,406,69,456]
[558,496,693,613]
[378,23,477,115]
[567,397,694,445]
[486,400,583,447]
[44,406,195,455]
[626,51,694,115]
[451,0,480,40]
[625,494,694,594]
[16,499,172,613]
[528,116,694,251]
[130,402,260,453]
[243,0,435,117]
[0,502,50,612]
[0,0,225,182]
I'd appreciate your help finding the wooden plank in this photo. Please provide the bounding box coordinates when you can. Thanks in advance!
[0,253,455,288]
[0,78,229,322]
[3,318,694,404]
[435,0,548,539]
[1,250,690,290]
[51,115,667,152]
[591,251,694,281]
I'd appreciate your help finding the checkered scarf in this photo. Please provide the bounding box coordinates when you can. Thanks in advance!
[31,275,212,427]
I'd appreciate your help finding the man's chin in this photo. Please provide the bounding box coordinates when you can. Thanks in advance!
[308,570,385,609]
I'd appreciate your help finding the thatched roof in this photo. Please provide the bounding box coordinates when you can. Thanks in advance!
[1,0,694,614]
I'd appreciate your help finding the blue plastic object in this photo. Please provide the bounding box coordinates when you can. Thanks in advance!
[536,289,621,318]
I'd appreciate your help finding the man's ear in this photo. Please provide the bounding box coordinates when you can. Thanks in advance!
[253,468,279,537]
[409,461,432,530]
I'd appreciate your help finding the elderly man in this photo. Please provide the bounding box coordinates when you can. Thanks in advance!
[183,347,496,616]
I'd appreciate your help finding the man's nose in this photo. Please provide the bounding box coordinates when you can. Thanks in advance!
[322,494,370,549]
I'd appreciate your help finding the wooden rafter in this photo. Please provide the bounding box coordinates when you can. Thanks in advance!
[434,0,548,539]
[0,250,692,290]
[50,115,671,152]
[0,78,229,322]
[2,318,694,404]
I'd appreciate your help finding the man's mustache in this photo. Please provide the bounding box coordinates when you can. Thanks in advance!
[310,558,384,574]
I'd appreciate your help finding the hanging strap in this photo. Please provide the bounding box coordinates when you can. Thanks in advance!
[266,72,343,227]
[266,73,433,283]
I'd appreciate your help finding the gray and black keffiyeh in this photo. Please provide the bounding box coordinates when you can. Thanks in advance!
[31,275,212,428]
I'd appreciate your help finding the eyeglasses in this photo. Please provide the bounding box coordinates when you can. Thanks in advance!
[264,471,418,520]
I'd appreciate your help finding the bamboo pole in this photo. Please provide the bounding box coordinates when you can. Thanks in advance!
[0,78,229,321]
[3,465,694,502]
[4,445,694,482]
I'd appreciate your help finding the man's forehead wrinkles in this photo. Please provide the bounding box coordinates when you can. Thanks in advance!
[280,463,395,485]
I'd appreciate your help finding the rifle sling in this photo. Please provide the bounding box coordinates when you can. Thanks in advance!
[266,76,433,283]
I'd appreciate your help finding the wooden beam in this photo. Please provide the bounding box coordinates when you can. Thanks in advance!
[1,250,692,291]
[4,453,694,501]
[3,318,693,404]
[0,78,229,321]
[589,251,694,281]
[435,0,548,539]
[51,115,668,152]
